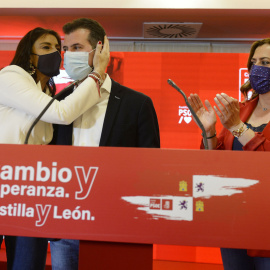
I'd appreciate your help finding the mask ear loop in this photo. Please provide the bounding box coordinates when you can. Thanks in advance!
[89,48,96,70]
[90,48,96,54]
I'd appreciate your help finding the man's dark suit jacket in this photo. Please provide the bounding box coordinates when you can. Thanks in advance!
[53,79,160,148]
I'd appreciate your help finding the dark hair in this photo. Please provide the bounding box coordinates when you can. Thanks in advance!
[10,27,61,96]
[63,18,106,48]
[240,38,270,99]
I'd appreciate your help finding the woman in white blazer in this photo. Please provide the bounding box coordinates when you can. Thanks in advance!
[0,27,109,145]
[0,27,109,269]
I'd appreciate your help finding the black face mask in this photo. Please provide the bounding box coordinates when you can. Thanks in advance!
[32,51,61,77]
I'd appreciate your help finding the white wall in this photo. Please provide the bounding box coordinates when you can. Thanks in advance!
[2,0,270,9]
[0,39,252,53]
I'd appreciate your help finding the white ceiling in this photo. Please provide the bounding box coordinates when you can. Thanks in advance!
[0,8,269,42]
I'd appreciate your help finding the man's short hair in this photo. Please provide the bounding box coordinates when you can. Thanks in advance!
[63,18,106,48]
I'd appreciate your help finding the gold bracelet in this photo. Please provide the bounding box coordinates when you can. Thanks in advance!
[231,123,248,138]
[238,126,249,138]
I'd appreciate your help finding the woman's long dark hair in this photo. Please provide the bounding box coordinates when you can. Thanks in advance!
[10,27,61,96]
[240,38,270,100]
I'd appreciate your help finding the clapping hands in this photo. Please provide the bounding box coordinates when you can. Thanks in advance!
[188,93,241,133]
[213,93,241,131]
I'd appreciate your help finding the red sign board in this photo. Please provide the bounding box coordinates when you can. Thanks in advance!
[0,144,269,250]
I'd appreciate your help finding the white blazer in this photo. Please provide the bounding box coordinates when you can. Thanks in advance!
[0,65,100,144]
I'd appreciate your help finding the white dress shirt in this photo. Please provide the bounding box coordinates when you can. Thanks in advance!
[0,65,101,144]
[73,74,112,147]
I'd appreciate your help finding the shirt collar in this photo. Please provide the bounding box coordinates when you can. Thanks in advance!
[100,74,112,94]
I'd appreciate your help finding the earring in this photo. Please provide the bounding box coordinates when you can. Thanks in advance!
[29,63,36,75]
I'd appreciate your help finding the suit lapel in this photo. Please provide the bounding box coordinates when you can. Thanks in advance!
[55,87,74,145]
[99,80,124,146]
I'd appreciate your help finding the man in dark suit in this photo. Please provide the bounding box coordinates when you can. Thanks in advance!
[50,18,160,270]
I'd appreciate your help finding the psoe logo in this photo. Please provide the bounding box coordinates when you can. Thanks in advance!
[239,68,250,101]
[149,199,161,209]
[178,106,192,124]
[162,199,173,210]
[149,199,173,210]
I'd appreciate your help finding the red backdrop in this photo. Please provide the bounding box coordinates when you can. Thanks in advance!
[0,50,249,150]
[0,50,249,264]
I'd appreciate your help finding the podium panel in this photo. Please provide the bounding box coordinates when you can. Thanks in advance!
[79,241,152,270]
[0,144,269,252]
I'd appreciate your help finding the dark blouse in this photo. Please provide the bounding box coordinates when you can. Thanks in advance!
[232,123,268,151]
